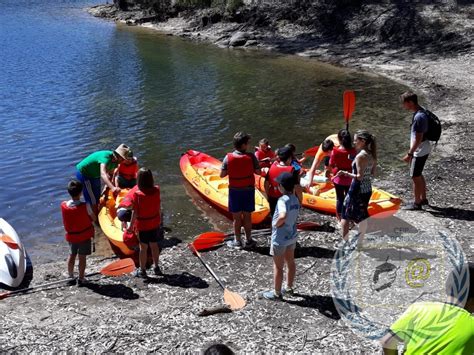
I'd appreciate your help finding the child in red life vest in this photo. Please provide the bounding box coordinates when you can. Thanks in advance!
[114,149,139,188]
[60,180,96,286]
[255,138,276,171]
[220,132,261,249]
[123,168,162,278]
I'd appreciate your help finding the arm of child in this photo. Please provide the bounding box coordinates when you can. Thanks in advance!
[275,198,287,227]
[86,203,97,223]
[220,155,228,178]
[101,163,120,193]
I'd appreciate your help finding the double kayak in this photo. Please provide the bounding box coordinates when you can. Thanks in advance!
[0,218,27,288]
[180,150,270,225]
[98,190,137,258]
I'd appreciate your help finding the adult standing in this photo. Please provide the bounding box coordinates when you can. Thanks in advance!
[400,91,432,210]
[220,132,261,249]
[336,130,377,241]
[76,144,130,215]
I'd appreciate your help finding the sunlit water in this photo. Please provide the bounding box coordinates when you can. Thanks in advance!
[0,0,410,262]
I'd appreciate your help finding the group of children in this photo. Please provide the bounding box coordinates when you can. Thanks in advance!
[61,144,162,284]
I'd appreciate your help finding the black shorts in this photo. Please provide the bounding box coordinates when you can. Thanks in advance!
[138,227,164,246]
[410,155,429,178]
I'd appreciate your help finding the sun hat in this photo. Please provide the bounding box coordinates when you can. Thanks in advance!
[114,144,132,160]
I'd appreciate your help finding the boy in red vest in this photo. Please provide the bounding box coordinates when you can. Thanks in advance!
[60,180,96,286]
[220,132,261,249]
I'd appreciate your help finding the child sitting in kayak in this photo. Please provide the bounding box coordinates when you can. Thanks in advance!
[60,180,96,286]
[285,143,305,172]
[262,172,300,300]
[255,138,276,171]
[114,150,139,188]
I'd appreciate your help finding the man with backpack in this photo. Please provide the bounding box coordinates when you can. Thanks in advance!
[400,91,441,211]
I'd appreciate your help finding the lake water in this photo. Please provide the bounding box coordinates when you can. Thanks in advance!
[0,0,410,262]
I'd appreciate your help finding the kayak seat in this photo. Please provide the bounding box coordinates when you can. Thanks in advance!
[217,183,229,190]
[208,176,222,182]
[203,169,218,176]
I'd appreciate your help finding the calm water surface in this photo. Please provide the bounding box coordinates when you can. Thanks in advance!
[0,0,410,262]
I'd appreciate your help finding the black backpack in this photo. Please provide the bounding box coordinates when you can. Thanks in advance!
[423,109,442,144]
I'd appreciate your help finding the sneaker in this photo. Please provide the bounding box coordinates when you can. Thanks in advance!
[77,279,89,287]
[282,287,294,297]
[67,278,77,286]
[244,239,257,249]
[262,290,283,301]
[420,199,429,206]
[153,265,163,276]
[226,239,242,250]
[134,268,148,278]
[402,202,422,211]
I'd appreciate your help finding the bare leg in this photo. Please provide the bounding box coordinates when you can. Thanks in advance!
[67,254,76,278]
[357,219,368,247]
[412,176,424,204]
[232,212,243,242]
[273,254,285,294]
[341,219,350,240]
[139,242,148,271]
[149,242,160,267]
[242,212,252,241]
[78,254,86,280]
[420,175,427,201]
[284,246,296,289]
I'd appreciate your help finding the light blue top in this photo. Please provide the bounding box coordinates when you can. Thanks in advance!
[271,193,300,246]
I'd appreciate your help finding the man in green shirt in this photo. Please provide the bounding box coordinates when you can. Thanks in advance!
[76,144,130,215]
[381,263,474,354]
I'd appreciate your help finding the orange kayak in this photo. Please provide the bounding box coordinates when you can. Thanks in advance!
[255,173,400,217]
[180,150,270,224]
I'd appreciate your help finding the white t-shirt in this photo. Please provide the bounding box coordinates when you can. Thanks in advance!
[271,193,300,246]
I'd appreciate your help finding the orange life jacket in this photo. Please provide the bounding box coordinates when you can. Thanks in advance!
[227,152,255,188]
[61,201,94,243]
[118,159,138,180]
[267,162,294,198]
[135,186,161,232]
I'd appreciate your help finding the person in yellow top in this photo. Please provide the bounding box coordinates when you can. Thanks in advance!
[380,262,474,354]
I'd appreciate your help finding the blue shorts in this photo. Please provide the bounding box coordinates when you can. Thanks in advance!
[76,170,101,206]
[228,188,255,213]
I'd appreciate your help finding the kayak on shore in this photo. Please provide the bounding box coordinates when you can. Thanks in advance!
[0,218,27,288]
[180,150,270,225]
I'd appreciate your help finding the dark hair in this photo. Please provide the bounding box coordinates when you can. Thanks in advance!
[233,132,251,150]
[400,91,418,105]
[284,143,296,153]
[203,343,234,355]
[137,168,155,191]
[67,179,83,197]
[259,138,269,145]
[338,129,353,150]
[446,262,474,302]
[355,130,377,160]
[277,147,292,162]
[321,139,335,152]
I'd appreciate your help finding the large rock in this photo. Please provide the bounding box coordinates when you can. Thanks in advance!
[229,31,252,47]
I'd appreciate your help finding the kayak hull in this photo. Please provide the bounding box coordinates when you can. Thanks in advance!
[180,150,270,225]
[0,218,27,288]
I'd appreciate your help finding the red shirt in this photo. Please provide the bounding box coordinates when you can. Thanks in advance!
[330,147,356,186]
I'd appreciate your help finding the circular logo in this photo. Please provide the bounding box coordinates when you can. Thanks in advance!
[331,215,469,341]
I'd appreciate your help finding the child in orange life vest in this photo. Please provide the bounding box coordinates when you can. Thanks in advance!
[60,180,96,286]
[255,138,276,172]
[220,132,261,249]
[114,149,139,188]
[123,168,162,278]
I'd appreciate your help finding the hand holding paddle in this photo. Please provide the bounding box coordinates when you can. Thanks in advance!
[0,258,135,300]
[188,243,246,311]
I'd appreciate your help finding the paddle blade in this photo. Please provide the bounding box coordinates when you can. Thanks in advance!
[296,221,322,231]
[343,90,356,122]
[224,288,246,311]
[192,232,227,252]
[100,258,135,277]
[303,146,319,157]
[0,234,19,249]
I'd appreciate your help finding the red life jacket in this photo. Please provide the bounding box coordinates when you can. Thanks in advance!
[330,147,356,173]
[267,162,294,198]
[118,185,138,209]
[61,201,94,243]
[255,147,275,169]
[118,159,138,180]
[135,186,161,232]
[227,152,255,188]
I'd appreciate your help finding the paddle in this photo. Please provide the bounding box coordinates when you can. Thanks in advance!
[343,90,356,131]
[0,258,135,300]
[0,234,19,249]
[302,146,319,158]
[193,221,323,252]
[188,243,246,311]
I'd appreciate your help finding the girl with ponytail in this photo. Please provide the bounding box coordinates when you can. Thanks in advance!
[335,129,377,242]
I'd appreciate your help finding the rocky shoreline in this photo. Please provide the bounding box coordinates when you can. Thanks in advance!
[0,2,472,353]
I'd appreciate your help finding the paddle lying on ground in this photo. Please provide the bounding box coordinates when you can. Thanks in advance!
[0,234,19,249]
[193,221,323,252]
[343,90,356,130]
[188,243,246,311]
[0,258,135,300]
